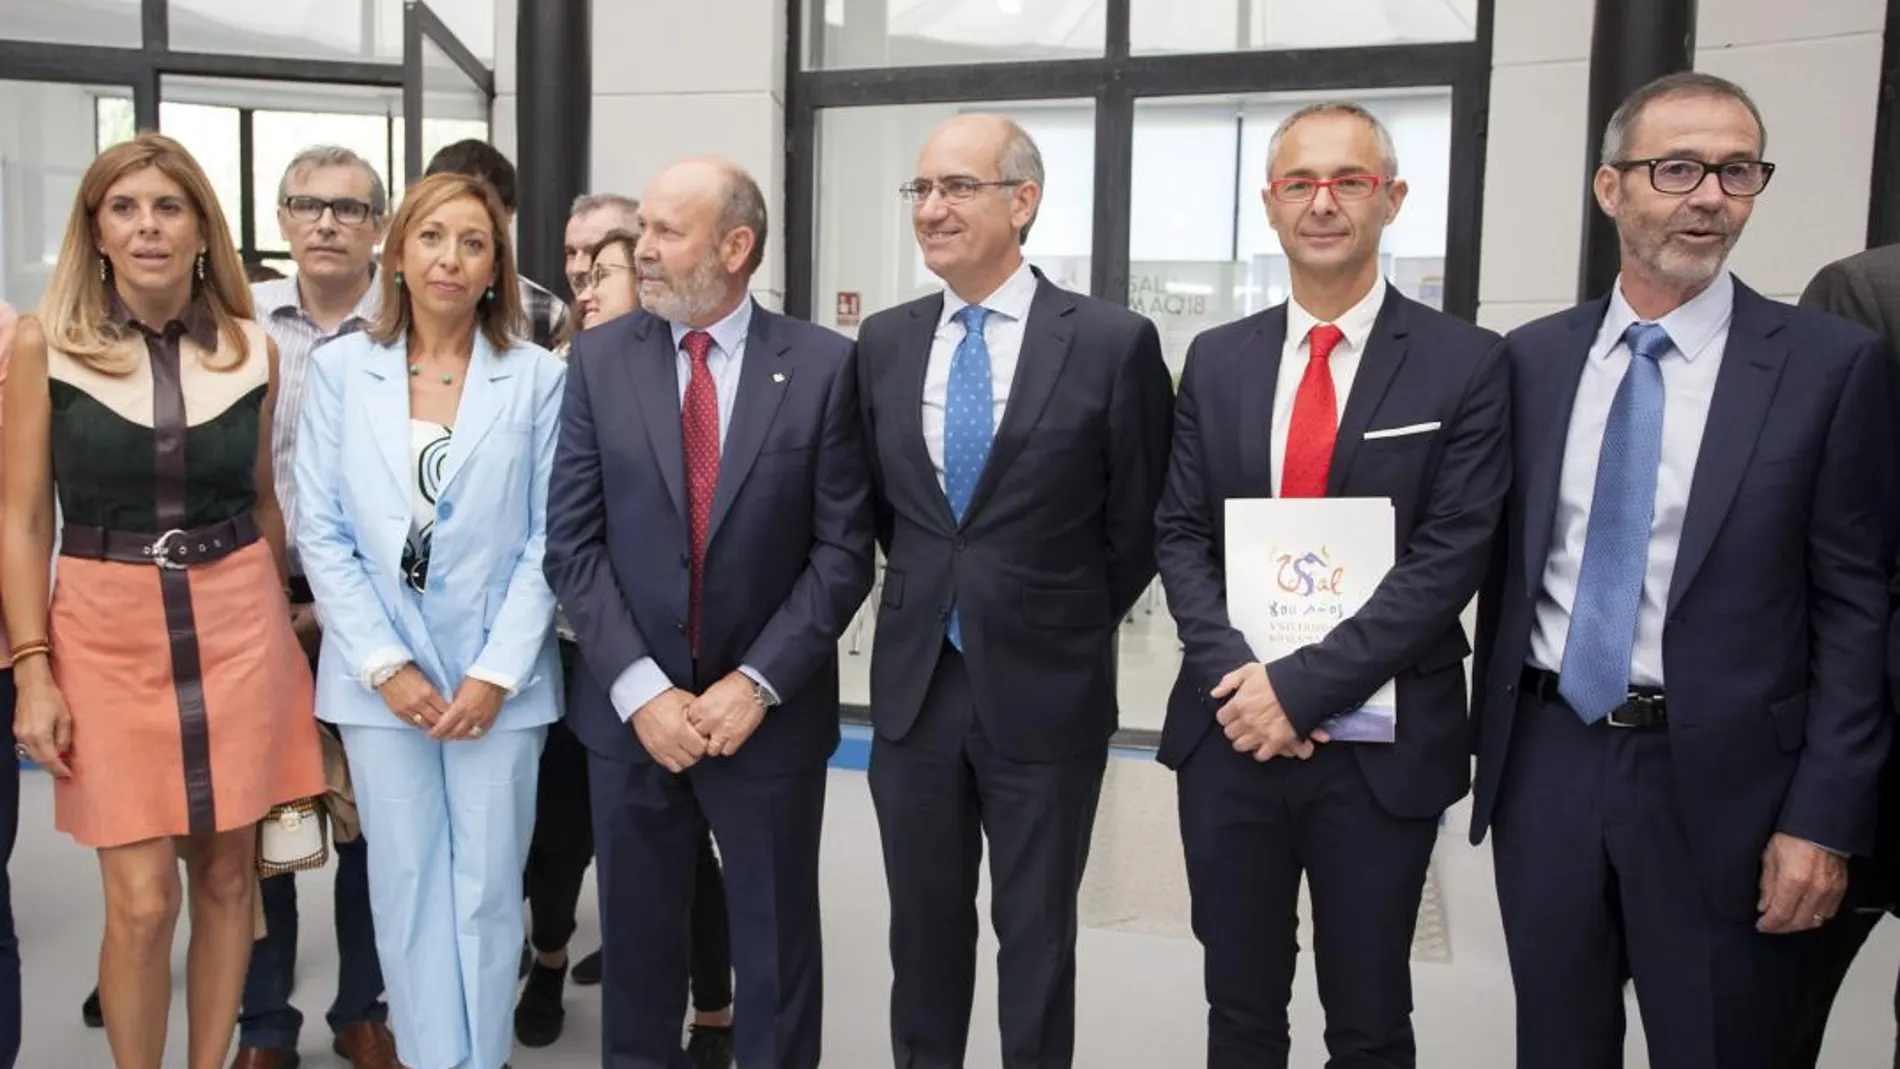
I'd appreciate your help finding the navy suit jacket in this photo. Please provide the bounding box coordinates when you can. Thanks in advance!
[1470,281,1898,920]
[543,304,877,776]
[1154,288,1509,819]
[855,272,1176,762]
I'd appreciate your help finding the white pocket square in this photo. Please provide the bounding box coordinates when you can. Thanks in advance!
[1363,422,1441,440]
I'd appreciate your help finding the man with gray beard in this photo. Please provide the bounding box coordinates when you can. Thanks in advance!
[544,156,874,1069]
[1470,72,1897,1069]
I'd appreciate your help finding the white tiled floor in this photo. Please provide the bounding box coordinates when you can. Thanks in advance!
[14,754,1900,1067]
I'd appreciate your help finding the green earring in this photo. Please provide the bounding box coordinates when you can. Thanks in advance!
[395,271,404,287]
[484,286,495,302]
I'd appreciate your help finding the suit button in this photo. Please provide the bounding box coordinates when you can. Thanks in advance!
[675,622,686,634]
[953,536,965,551]
[438,501,455,521]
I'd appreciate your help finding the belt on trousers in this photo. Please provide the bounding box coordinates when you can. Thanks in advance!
[59,512,260,570]
[1521,666,1668,728]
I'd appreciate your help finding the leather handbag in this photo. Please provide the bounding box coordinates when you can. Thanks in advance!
[257,797,330,877]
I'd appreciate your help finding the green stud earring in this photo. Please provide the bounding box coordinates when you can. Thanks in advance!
[394,271,404,287]
[484,286,495,303]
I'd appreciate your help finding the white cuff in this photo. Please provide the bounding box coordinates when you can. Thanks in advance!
[466,665,520,697]
[609,657,674,723]
[357,645,413,690]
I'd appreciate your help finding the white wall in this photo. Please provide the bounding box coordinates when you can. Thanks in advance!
[496,0,789,307]
[1476,0,1885,332]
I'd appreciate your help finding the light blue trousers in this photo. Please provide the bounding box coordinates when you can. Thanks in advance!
[341,724,545,1069]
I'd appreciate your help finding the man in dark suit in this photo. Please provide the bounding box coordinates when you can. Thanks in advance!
[544,156,875,1069]
[854,114,1174,1069]
[1470,72,1897,1069]
[1772,247,1900,1069]
[1153,102,1508,1068]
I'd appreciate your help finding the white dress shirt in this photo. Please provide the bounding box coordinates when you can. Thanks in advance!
[1272,276,1387,494]
[924,258,1038,489]
[608,299,778,721]
[1529,271,1735,685]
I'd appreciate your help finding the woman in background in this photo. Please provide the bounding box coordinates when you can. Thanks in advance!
[1,132,322,1069]
[295,171,564,1069]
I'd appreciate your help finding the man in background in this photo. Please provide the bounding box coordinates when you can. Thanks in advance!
[234,145,396,1069]
[423,139,568,350]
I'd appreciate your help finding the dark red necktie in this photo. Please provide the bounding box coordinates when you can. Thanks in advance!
[681,330,719,655]
[1280,323,1345,498]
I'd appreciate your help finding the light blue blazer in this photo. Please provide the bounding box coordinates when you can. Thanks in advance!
[294,329,567,731]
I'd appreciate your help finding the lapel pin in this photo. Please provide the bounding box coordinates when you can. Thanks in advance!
[772,372,787,383]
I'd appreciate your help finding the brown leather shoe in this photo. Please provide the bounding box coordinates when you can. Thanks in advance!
[332,1020,401,1069]
[229,1048,300,1069]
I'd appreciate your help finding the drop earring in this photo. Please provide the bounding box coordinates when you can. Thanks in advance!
[484,286,495,303]
[98,257,107,283]
[395,271,404,287]
[195,253,206,282]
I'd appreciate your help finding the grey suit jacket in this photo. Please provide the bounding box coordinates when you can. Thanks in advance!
[1800,243,1900,349]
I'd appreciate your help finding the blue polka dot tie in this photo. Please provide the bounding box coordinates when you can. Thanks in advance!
[1558,320,1671,724]
[943,304,993,651]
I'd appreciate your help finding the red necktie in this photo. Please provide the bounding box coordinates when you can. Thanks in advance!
[1280,323,1345,498]
[681,330,719,656]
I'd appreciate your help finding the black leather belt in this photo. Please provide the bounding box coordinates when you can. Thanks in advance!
[60,512,259,570]
[1522,666,1668,728]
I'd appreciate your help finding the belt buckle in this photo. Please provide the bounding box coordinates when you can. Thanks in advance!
[145,528,188,570]
[1606,692,1658,729]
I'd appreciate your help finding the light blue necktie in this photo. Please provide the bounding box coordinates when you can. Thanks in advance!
[1559,321,1672,724]
[943,304,993,651]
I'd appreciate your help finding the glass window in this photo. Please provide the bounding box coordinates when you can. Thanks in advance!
[0,0,140,48]
[397,35,491,185]
[157,101,246,252]
[96,93,137,154]
[1131,0,1478,56]
[1,81,135,311]
[169,0,405,61]
[805,0,1104,70]
[815,99,1094,708]
[423,0,497,66]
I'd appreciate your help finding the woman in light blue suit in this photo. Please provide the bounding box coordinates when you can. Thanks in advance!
[294,171,565,1069]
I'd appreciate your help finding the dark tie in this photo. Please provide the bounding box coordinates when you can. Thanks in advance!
[681,329,719,656]
[1280,323,1345,498]
[1559,321,1672,723]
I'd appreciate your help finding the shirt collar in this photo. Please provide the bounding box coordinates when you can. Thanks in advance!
[1598,270,1734,363]
[257,271,382,331]
[669,296,755,358]
[939,259,1038,329]
[107,287,218,352]
[1286,274,1387,354]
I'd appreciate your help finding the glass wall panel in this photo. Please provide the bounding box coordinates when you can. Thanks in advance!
[169,0,405,60]
[805,0,1104,71]
[0,0,141,49]
[1130,0,1478,57]
[423,0,497,65]
[1,80,135,311]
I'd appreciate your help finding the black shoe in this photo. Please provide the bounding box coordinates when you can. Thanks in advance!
[518,942,531,981]
[570,948,603,986]
[686,1024,734,1069]
[81,987,102,1028]
[513,960,566,1048]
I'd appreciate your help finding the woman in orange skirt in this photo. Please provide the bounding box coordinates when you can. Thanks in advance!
[0,133,323,1069]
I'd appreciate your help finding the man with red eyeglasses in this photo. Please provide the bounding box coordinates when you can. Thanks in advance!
[1154,101,1508,1068]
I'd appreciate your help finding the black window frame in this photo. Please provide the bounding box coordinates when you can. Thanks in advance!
[784,0,1497,323]
[0,0,492,268]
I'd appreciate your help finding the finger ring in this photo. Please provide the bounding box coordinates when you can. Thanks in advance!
[470,725,483,737]
[412,714,424,726]
[12,744,26,760]
[1813,913,1828,923]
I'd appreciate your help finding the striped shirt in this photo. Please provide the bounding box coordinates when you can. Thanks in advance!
[254,275,382,576]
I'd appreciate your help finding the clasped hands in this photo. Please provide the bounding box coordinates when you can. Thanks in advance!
[378,666,505,742]
[1214,661,1330,761]
[633,672,767,774]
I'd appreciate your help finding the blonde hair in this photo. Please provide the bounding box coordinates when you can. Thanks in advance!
[37,132,255,375]
[369,172,525,353]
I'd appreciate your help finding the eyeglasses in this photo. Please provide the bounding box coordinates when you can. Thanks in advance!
[282,195,376,227]
[570,260,633,293]
[1609,158,1775,197]
[898,178,1025,204]
[1267,174,1390,203]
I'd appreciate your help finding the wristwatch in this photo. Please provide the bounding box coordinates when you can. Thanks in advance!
[751,679,781,708]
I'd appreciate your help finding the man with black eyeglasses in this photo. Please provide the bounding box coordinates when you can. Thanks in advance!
[231,145,398,1069]
[1470,72,1897,1069]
